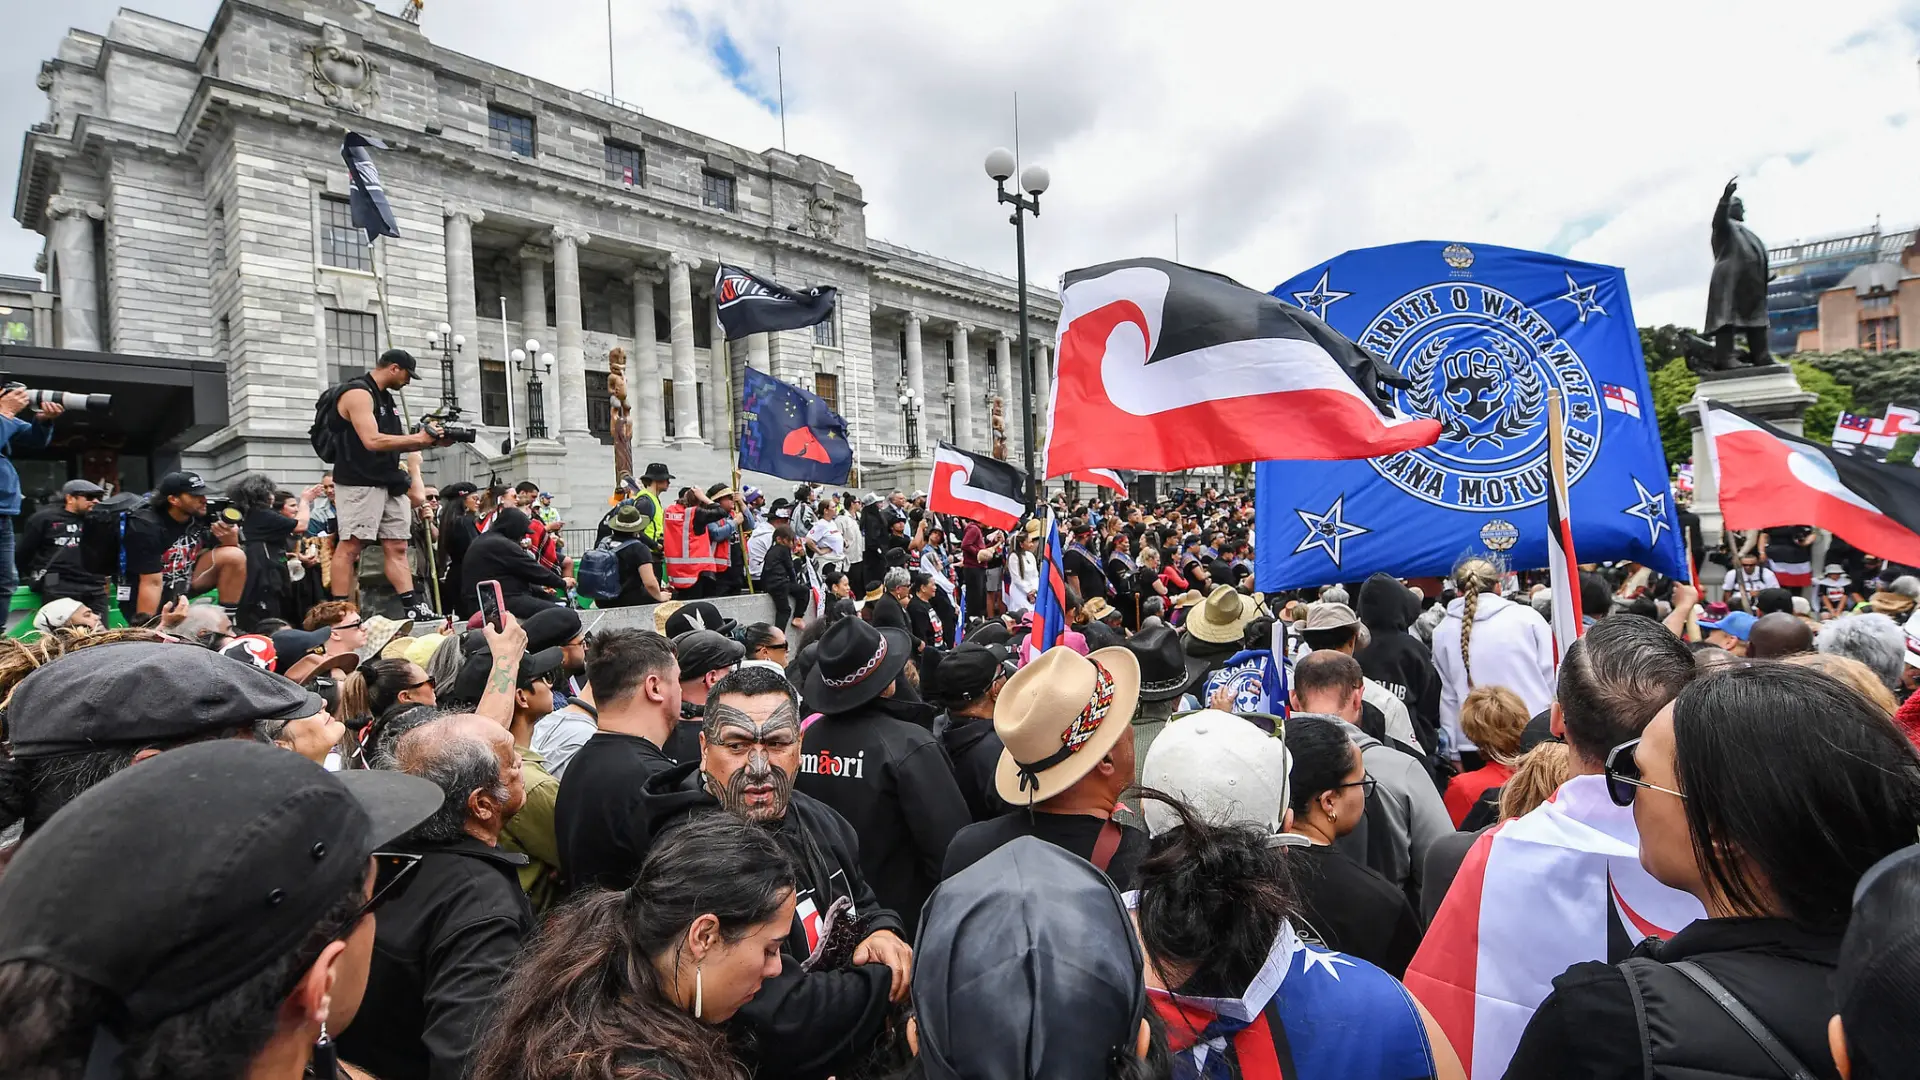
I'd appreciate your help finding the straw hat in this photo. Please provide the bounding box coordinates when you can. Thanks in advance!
[1184,585,1255,645]
[652,600,685,636]
[1171,589,1205,609]
[992,645,1141,804]
[1081,596,1118,623]
[357,616,415,661]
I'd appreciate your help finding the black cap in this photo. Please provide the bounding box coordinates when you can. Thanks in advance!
[269,628,333,674]
[913,837,1146,1080]
[379,348,418,373]
[931,643,1007,706]
[517,645,567,689]
[640,462,673,482]
[60,478,106,497]
[1839,845,1920,1076]
[156,471,210,498]
[664,600,737,639]
[0,740,440,1026]
[673,629,745,681]
[4,642,324,759]
[521,606,584,652]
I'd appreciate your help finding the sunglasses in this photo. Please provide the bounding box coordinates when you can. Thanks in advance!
[1335,773,1378,799]
[405,676,435,693]
[334,620,365,632]
[1604,738,1687,807]
[353,851,423,923]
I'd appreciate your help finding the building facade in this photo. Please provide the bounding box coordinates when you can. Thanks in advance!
[1766,221,1918,356]
[1793,245,1920,355]
[14,0,1064,515]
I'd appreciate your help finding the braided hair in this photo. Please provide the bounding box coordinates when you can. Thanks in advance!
[1453,557,1501,687]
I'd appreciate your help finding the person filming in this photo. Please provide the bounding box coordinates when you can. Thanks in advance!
[323,348,447,619]
[121,471,245,625]
[0,388,66,593]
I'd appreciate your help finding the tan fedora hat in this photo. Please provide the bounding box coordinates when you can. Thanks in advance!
[1186,585,1253,645]
[992,645,1141,804]
[1171,589,1205,609]
[652,600,685,636]
[1081,596,1116,622]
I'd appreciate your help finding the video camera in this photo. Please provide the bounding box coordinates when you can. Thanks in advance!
[203,494,245,542]
[1,380,110,413]
[416,408,477,444]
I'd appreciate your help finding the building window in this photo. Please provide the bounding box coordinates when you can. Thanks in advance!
[814,372,838,413]
[945,339,955,383]
[899,330,908,377]
[586,370,614,445]
[662,379,676,438]
[986,353,998,395]
[210,202,225,272]
[481,360,509,426]
[696,382,708,432]
[605,141,643,185]
[1862,316,1900,353]
[325,308,378,385]
[702,171,736,211]
[217,315,230,362]
[319,196,371,272]
[948,400,959,439]
[813,315,837,348]
[488,106,535,157]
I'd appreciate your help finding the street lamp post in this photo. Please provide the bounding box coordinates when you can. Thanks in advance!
[510,339,554,440]
[985,147,1049,505]
[425,321,464,416]
[898,386,922,458]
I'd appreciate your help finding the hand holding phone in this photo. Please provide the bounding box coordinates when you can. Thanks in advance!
[476,579,506,631]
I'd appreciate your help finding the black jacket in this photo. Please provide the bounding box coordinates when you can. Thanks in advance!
[638,762,902,1080]
[1354,572,1443,756]
[1506,917,1843,1080]
[461,526,565,604]
[796,696,970,939]
[553,732,693,892]
[334,835,534,1080]
[17,506,100,590]
[935,710,1012,823]
[870,593,910,635]
[906,596,944,652]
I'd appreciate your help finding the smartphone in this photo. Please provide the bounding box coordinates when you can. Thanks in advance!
[476,580,505,631]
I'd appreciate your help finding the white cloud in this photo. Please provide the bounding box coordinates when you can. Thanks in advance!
[7,0,1918,330]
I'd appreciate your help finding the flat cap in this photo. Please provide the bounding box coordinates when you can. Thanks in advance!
[674,629,745,681]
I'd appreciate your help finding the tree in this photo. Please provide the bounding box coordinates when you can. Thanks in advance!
[1649,357,1698,466]
[1891,433,1920,467]
[1793,350,1920,417]
[1639,324,1698,375]
[1789,359,1853,447]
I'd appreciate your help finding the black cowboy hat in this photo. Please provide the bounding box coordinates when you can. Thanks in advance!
[639,462,674,483]
[803,617,912,714]
[1123,623,1188,703]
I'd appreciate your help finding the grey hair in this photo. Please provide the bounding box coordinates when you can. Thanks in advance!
[1318,585,1349,606]
[423,633,463,698]
[172,604,232,647]
[1890,575,1920,600]
[391,715,506,843]
[1816,614,1906,690]
[883,567,911,591]
[1413,603,1446,647]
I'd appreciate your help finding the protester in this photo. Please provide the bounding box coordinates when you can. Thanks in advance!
[1279,714,1425,976]
[1003,522,1041,618]
[324,349,447,620]
[667,629,745,759]
[461,506,569,618]
[1831,845,1920,1080]
[1291,650,1450,904]
[1431,557,1555,766]
[761,522,807,631]
[798,618,970,934]
[0,740,439,1080]
[1817,613,1905,693]
[1699,606,1755,654]
[928,641,1013,822]
[1356,571,1444,756]
[1299,600,1418,750]
[338,654,439,738]
[911,837,1158,1080]
[495,642,566,913]
[1408,615,1706,1079]
[1722,548,1781,599]
[943,645,1150,889]
[906,569,946,652]
[28,595,100,635]
[120,470,246,624]
[1134,794,1461,1079]
[595,502,669,606]
[1420,741,1573,924]
[1122,622,1187,767]
[1178,585,1255,695]
[337,712,531,1080]
[1507,661,1920,1079]
[1747,609,1815,658]
[16,477,106,617]
[1444,685,1529,827]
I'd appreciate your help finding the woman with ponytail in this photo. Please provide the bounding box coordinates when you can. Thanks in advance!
[469,813,797,1080]
[1429,557,1554,767]
[1133,792,1464,1080]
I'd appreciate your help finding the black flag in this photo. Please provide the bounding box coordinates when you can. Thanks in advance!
[341,132,400,241]
[714,264,836,339]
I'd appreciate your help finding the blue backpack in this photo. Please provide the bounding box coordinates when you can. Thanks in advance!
[577,538,635,602]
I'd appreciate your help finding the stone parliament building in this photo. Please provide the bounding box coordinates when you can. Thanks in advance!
[13,0,1073,515]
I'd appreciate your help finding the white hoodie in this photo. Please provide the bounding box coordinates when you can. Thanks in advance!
[1430,592,1556,753]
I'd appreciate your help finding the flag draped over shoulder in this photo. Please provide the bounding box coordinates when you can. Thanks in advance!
[1033,510,1069,655]
[738,368,852,484]
[1257,241,1685,590]
[341,132,399,241]
[1703,398,1920,566]
[1404,776,1705,1078]
[714,264,837,339]
[930,443,1027,532]
[1043,257,1441,477]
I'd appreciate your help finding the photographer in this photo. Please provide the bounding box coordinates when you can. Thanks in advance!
[17,478,107,617]
[121,471,244,624]
[0,388,65,592]
[225,473,317,632]
[324,348,447,620]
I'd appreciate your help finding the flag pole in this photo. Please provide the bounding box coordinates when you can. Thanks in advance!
[1546,391,1583,663]
[370,235,444,615]
[726,335,755,596]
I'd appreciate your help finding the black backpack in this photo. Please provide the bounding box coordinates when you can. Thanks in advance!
[309,380,356,463]
[78,493,144,578]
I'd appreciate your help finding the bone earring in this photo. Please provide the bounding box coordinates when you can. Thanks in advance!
[694,963,704,1019]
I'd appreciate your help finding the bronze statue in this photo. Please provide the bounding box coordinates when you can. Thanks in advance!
[1705,177,1771,370]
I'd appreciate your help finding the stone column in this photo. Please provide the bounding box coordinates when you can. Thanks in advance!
[904,312,925,452]
[951,323,974,447]
[666,252,702,446]
[629,266,665,447]
[518,246,549,344]
[549,224,591,438]
[994,332,1012,411]
[443,205,484,414]
[46,196,104,352]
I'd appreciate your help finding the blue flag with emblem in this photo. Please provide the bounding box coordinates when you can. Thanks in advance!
[1256,241,1684,590]
[738,367,852,485]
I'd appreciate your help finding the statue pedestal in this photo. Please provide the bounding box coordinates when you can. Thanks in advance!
[1677,361,1816,559]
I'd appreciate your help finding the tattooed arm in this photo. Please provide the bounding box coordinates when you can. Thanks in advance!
[477,610,528,729]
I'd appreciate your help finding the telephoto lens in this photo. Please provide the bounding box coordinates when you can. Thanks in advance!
[9,387,111,413]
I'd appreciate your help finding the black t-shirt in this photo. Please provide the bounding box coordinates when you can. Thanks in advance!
[551,731,678,892]
[121,507,208,613]
[242,507,299,552]
[942,811,1148,892]
[18,507,101,588]
[1288,842,1424,978]
[601,535,659,608]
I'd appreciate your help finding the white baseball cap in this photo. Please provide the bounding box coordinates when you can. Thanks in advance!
[1139,709,1305,844]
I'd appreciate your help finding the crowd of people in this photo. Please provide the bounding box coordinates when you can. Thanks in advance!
[5,385,1920,1080]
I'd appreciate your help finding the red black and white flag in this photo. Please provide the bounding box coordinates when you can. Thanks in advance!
[1545,441,1582,665]
[1075,468,1129,495]
[930,443,1028,532]
[1703,399,1920,567]
[1043,258,1442,477]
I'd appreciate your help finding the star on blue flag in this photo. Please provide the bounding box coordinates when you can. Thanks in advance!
[1622,476,1670,544]
[1290,269,1352,320]
[1293,495,1369,567]
[1557,272,1608,324]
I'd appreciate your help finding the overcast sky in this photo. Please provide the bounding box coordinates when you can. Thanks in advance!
[6,0,1919,327]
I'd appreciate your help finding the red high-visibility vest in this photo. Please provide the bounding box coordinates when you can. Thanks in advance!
[663,503,731,588]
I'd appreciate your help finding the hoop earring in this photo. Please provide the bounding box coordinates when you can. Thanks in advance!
[694,963,704,1020]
